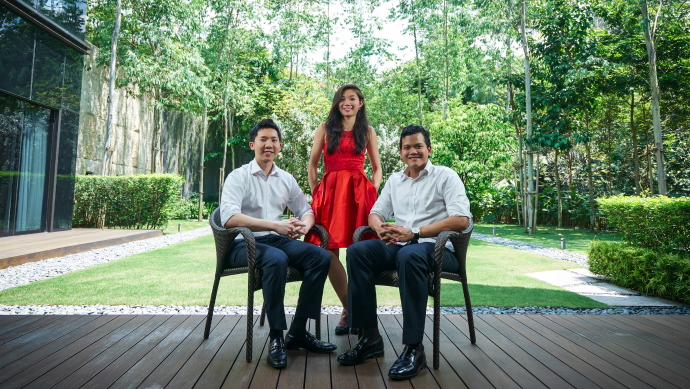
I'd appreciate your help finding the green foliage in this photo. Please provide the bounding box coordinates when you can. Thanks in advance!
[73,174,183,229]
[589,241,690,304]
[597,195,690,251]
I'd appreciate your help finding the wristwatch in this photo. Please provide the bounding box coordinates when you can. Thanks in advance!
[411,227,420,240]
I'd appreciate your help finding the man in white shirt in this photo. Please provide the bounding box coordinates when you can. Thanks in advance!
[221,119,336,369]
[337,125,472,379]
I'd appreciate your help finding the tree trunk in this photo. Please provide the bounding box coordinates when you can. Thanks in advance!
[607,125,613,196]
[642,0,667,195]
[220,104,228,202]
[198,107,207,221]
[151,92,160,174]
[585,109,595,232]
[555,150,562,228]
[567,149,573,186]
[443,0,449,119]
[643,105,653,194]
[631,89,641,195]
[414,26,423,125]
[102,0,122,176]
[513,162,521,226]
[533,150,540,233]
[521,0,535,234]
[326,1,330,81]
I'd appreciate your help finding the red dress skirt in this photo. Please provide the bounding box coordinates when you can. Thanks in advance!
[304,131,377,249]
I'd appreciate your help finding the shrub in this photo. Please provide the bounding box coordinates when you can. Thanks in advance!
[597,195,690,251]
[73,174,183,229]
[589,241,690,304]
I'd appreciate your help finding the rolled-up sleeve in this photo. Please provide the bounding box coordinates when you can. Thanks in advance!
[443,171,472,219]
[370,179,393,221]
[287,177,314,219]
[221,169,245,226]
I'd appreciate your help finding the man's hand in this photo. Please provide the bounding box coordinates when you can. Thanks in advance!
[274,218,301,238]
[377,223,413,245]
[289,218,309,239]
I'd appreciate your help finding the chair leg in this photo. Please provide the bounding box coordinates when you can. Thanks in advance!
[247,290,255,362]
[315,317,321,340]
[434,286,440,369]
[462,278,476,344]
[260,304,266,326]
[204,274,222,339]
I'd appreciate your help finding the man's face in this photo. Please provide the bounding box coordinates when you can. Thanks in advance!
[250,128,281,164]
[399,133,431,170]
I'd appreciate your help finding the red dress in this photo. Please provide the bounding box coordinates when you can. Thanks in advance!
[305,131,377,249]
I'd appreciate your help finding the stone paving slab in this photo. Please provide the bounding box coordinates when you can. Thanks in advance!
[527,268,682,307]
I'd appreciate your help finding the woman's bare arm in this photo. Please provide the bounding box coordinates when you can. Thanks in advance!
[366,127,383,192]
[308,123,327,193]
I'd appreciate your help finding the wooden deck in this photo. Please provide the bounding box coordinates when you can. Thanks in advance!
[0,228,163,270]
[0,314,688,388]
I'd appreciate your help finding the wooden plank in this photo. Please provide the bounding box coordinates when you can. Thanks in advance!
[510,315,629,389]
[530,315,659,389]
[303,315,334,389]
[0,316,43,337]
[81,315,189,389]
[574,315,690,377]
[415,316,467,389]
[252,315,294,389]
[0,315,69,347]
[0,315,28,327]
[166,315,242,388]
[438,315,521,389]
[604,315,690,358]
[0,316,100,369]
[0,315,83,359]
[426,314,505,388]
[446,314,557,389]
[558,315,690,388]
[194,315,259,389]
[627,315,690,337]
[22,315,152,389]
[326,314,358,389]
[0,315,131,389]
[51,315,172,389]
[108,315,208,389]
[487,315,601,389]
[379,314,432,388]
[219,315,271,389]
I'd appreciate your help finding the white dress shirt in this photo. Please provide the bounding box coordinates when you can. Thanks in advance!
[220,159,314,239]
[370,160,473,251]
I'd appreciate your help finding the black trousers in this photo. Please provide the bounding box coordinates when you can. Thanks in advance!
[226,234,331,330]
[347,240,458,344]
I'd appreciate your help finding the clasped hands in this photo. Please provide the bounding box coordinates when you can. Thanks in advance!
[376,223,414,245]
[275,218,309,239]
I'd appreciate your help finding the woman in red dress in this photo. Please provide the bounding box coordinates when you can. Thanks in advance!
[305,84,382,335]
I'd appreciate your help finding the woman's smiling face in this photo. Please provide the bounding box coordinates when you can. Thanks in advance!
[339,88,363,119]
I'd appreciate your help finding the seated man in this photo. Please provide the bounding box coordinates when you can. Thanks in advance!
[221,118,336,369]
[337,125,472,379]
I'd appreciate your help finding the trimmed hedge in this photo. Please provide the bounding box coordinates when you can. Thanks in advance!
[589,241,690,304]
[597,195,690,251]
[73,174,183,229]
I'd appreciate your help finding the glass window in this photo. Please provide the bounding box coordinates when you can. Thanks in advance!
[53,109,78,230]
[61,47,82,111]
[31,28,64,108]
[0,94,25,236]
[32,0,86,39]
[0,5,35,99]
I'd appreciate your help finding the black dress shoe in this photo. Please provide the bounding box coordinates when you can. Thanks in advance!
[285,331,337,353]
[335,326,349,336]
[337,336,384,365]
[388,346,427,380]
[350,327,359,335]
[267,337,287,368]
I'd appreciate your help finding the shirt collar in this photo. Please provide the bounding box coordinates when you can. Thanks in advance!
[250,158,280,177]
[399,160,434,182]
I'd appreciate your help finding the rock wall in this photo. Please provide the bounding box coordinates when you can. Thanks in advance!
[77,47,205,196]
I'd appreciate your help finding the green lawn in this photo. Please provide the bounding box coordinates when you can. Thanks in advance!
[162,219,209,235]
[0,235,607,308]
[473,223,621,254]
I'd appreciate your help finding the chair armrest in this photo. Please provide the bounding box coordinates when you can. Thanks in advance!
[434,228,473,278]
[310,224,329,250]
[353,226,376,244]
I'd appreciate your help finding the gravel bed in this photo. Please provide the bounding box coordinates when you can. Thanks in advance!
[1,304,687,315]
[0,227,212,292]
[472,232,590,267]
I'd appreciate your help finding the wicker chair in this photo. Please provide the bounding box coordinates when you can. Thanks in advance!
[205,208,329,362]
[352,226,476,369]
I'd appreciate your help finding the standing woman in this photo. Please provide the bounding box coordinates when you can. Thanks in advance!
[304,84,382,335]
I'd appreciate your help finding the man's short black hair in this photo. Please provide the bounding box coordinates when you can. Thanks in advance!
[250,119,282,142]
[399,125,431,149]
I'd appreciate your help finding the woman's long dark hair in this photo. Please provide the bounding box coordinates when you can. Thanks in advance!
[325,84,370,155]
